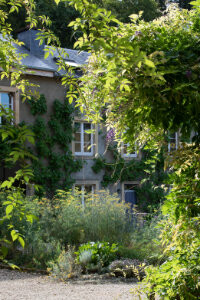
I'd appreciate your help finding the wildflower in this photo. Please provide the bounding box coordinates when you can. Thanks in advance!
[106,128,115,143]
[135,31,142,36]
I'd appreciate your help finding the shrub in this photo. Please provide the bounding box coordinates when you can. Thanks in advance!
[139,146,200,299]
[75,241,118,271]
[0,189,131,268]
[0,189,38,262]
[117,213,163,265]
[48,246,81,280]
[39,189,132,245]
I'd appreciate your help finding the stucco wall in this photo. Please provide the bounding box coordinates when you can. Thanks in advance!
[19,75,66,124]
[0,75,119,193]
[20,75,107,186]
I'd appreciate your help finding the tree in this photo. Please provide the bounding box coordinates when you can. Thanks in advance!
[57,0,200,297]
[95,0,161,22]
[0,0,79,48]
[1,0,162,48]
[66,2,200,148]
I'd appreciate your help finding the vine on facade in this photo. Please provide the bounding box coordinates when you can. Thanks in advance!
[92,144,167,212]
[28,94,82,197]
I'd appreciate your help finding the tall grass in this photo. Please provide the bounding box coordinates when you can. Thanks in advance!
[0,189,132,267]
[32,189,132,245]
[0,189,162,269]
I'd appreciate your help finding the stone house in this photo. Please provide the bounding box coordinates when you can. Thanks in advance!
[0,28,161,207]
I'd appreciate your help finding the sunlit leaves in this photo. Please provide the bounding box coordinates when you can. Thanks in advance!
[66,2,200,150]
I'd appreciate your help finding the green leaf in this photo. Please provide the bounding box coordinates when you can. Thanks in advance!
[1,180,12,189]
[18,236,25,248]
[10,230,18,242]
[1,132,8,141]
[144,59,155,68]
[6,205,13,215]
[1,246,8,258]
[26,214,38,223]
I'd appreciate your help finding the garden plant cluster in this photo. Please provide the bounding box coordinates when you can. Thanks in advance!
[0,188,161,281]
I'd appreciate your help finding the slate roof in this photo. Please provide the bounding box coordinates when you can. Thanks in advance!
[15,43,55,72]
[43,46,90,76]
[13,34,90,76]
[1,30,89,77]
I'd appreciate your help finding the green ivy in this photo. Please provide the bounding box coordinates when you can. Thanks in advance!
[28,94,47,116]
[28,95,82,197]
[92,144,167,212]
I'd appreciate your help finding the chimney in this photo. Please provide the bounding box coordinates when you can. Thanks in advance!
[17,29,45,58]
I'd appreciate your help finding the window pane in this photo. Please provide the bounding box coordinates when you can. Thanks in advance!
[85,185,93,193]
[84,142,92,153]
[124,190,137,206]
[124,143,136,155]
[168,132,178,151]
[84,123,91,131]
[1,93,10,107]
[75,142,81,152]
[74,122,81,132]
[75,132,81,142]
[169,133,176,141]
[124,184,136,190]
[84,133,91,142]
[124,144,128,154]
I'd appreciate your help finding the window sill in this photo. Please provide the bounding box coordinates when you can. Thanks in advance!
[74,154,96,160]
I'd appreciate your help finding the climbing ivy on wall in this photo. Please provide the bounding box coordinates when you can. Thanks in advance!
[92,144,167,213]
[28,94,82,197]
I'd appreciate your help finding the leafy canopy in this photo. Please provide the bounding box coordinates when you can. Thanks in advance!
[58,0,200,149]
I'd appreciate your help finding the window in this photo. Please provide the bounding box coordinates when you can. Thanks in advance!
[74,181,99,206]
[73,120,98,157]
[122,181,139,203]
[123,143,137,158]
[74,122,93,156]
[0,92,13,124]
[122,143,137,158]
[168,132,178,152]
[0,86,19,124]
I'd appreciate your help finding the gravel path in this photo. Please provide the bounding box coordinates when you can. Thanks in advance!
[0,269,144,300]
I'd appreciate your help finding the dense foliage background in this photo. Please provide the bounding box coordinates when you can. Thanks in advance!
[0,0,193,48]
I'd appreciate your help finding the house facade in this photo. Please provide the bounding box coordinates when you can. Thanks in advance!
[0,29,145,206]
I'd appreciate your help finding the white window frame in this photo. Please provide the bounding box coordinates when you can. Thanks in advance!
[74,122,94,156]
[122,142,137,158]
[168,132,178,152]
[73,119,98,158]
[74,181,99,207]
